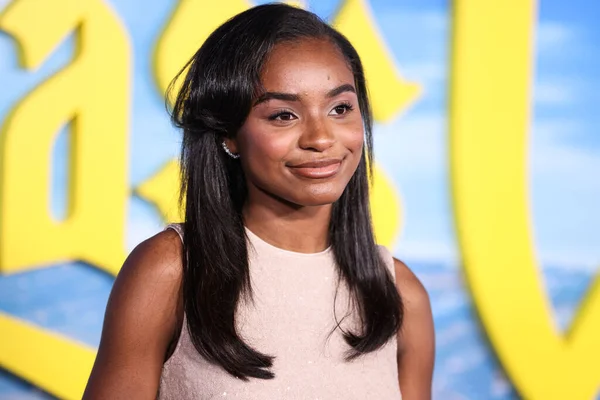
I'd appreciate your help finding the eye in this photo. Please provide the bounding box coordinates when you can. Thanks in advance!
[268,110,297,122]
[329,102,354,116]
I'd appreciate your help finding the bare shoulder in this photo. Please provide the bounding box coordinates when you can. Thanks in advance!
[393,258,430,311]
[393,258,434,355]
[105,226,185,338]
[83,228,184,399]
[118,227,184,286]
[393,258,435,398]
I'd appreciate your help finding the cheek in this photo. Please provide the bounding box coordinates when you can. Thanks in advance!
[238,126,294,175]
[244,134,290,162]
[340,122,365,155]
[349,130,365,152]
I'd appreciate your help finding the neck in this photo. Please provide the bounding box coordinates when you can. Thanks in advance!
[242,197,332,254]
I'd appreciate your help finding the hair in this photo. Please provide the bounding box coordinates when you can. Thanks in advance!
[168,3,403,380]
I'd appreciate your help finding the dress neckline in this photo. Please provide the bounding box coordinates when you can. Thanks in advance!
[244,226,333,258]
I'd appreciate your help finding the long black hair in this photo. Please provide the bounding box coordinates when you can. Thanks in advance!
[169,3,403,380]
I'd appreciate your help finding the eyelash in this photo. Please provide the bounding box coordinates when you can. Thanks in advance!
[268,109,295,121]
[332,101,354,115]
[267,102,355,121]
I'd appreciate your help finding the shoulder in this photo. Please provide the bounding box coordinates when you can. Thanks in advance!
[376,246,431,330]
[107,227,184,333]
[111,227,184,321]
[83,228,184,397]
[392,258,435,395]
[393,258,430,310]
[120,227,183,283]
[393,258,434,353]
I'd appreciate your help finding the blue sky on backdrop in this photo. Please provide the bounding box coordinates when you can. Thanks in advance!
[0,1,598,399]
[0,0,598,269]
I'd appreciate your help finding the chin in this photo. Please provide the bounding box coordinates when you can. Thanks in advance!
[295,196,340,207]
[253,179,349,208]
[291,184,346,207]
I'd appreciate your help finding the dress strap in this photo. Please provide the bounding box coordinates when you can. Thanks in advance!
[164,223,184,242]
[377,245,396,278]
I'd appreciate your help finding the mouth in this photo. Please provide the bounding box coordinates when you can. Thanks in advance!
[287,158,343,179]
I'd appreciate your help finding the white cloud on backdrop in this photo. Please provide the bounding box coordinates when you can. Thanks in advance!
[530,128,600,269]
[371,9,452,264]
[396,239,458,265]
[534,81,576,106]
[536,21,576,52]
[531,119,599,174]
[529,20,600,268]
[373,8,449,61]
[379,9,448,33]
[375,114,446,173]
[401,63,446,88]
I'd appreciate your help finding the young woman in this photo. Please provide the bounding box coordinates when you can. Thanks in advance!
[84,4,434,399]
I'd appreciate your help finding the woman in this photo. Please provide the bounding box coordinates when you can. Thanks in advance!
[84,3,434,399]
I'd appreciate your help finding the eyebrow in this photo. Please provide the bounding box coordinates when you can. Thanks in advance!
[326,84,356,98]
[253,83,356,106]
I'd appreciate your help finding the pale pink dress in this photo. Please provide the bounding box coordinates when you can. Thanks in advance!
[158,223,402,399]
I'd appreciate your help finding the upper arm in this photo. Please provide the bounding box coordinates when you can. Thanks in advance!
[83,229,183,400]
[394,258,435,400]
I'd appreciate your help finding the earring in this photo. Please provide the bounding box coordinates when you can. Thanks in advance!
[221,141,240,159]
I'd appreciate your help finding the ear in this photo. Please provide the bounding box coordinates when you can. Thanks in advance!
[224,137,238,154]
[222,136,239,157]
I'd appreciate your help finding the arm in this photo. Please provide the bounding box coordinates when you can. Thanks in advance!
[83,229,184,399]
[394,258,435,400]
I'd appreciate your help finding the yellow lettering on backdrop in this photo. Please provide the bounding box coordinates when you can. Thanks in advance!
[153,0,251,98]
[0,0,130,398]
[332,0,420,122]
[146,0,417,247]
[450,1,600,399]
[0,0,130,277]
[136,160,184,223]
[0,312,95,400]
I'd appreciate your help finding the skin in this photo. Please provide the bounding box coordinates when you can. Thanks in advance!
[83,38,434,399]
[230,38,364,253]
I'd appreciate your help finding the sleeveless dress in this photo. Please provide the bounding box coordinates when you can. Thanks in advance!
[158,223,402,399]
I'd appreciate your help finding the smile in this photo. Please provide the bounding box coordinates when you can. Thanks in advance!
[287,159,343,179]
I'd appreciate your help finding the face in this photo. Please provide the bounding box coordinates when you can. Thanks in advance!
[228,38,364,209]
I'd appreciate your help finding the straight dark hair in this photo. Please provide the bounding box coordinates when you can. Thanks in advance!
[169,3,403,380]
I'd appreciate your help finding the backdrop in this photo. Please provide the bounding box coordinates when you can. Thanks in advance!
[0,0,599,399]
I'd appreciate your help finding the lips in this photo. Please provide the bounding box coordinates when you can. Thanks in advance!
[287,158,343,179]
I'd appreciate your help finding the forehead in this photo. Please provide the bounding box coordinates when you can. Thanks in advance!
[259,38,354,91]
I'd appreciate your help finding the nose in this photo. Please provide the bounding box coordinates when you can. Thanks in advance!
[298,115,335,152]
